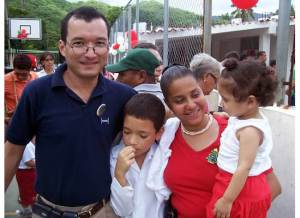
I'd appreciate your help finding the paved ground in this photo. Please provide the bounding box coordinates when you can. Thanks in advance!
[5,177,22,218]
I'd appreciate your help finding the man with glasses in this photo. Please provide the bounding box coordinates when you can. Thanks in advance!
[5,7,136,218]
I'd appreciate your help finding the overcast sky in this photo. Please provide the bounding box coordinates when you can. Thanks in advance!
[67,0,295,15]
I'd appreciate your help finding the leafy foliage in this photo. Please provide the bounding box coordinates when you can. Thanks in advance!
[6,0,201,50]
[6,0,121,50]
[213,13,231,25]
[131,1,201,29]
[230,4,255,22]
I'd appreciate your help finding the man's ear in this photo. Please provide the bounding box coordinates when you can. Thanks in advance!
[58,40,66,57]
[138,70,147,82]
[155,126,165,141]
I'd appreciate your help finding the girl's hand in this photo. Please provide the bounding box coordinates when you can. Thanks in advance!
[115,146,136,177]
[213,197,232,218]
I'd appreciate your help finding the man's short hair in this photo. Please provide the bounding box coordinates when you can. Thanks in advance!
[13,54,32,70]
[257,51,266,57]
[60,6,110,42]
[224,51,240,61]
[190,53,221,80]
[124,93,165,132]
[269,59,276,67]
[135,42,158,51]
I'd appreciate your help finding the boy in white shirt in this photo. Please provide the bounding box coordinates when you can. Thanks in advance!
[110,93,165,218]
[15,142,36,218]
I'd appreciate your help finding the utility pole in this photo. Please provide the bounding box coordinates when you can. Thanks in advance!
[5,1,13,66]
[203,0,212,54]
[276,0,292,104]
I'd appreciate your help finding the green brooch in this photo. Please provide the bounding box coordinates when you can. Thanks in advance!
[206,148,218,164]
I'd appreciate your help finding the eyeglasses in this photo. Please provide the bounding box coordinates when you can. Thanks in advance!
[66,40,108,56]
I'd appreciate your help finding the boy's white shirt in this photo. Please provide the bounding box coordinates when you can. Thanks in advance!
[110,142,160,218]
[110,117,180,218]
[18,142,35,169]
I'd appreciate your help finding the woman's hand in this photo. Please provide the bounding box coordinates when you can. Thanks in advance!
[213,197,232,218]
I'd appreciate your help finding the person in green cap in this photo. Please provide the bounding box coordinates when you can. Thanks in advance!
[106,48,159,87]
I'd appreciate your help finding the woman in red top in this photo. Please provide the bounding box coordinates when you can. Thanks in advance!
[159,65,281,218]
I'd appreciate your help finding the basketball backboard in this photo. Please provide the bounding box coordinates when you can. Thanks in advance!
[9,18,42,40]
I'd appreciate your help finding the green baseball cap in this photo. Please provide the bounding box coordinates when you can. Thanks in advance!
[106,48,160,75]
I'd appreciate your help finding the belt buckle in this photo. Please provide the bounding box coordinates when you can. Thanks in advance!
[102,199,106,207]
[62,211,78,218]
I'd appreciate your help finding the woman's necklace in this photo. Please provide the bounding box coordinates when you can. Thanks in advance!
[181,114,213,136]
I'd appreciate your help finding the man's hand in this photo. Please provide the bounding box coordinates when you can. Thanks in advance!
[114,146,136,186]
[213,197,232,218]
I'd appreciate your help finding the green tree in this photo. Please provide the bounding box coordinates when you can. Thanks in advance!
[131,1,201,29]
[213,13,231,25]
[231,5,255,22]
[291,4,295,17]
[6,0,122,50]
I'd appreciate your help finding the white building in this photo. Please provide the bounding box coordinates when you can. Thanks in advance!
[139,18,295,80]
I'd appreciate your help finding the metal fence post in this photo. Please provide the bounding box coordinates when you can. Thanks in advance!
[128,4,132,50]
[276,0,292,104]
[163,0,169,67]
[123,10,126,41]
[136,0,139,40]
[203,0,212,54]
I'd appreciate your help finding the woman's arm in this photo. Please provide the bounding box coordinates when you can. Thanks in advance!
[214,126,261,218]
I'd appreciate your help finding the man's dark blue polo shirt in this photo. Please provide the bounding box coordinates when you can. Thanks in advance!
[7,63,136,206]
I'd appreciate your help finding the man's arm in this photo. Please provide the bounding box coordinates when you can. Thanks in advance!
[5,141,25,191]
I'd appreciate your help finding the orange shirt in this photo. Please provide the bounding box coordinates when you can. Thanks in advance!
[5,71,38,113]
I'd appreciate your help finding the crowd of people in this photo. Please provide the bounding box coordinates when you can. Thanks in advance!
[5,6,285,218]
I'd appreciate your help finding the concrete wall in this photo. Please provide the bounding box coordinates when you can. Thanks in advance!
[261,107,295,218]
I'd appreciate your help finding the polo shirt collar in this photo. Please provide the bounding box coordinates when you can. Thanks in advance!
[51,63,107,97]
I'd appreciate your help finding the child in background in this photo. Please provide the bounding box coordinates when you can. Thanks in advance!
[16,142,36,218]
[207,59,281,218]
[110,93,166,218]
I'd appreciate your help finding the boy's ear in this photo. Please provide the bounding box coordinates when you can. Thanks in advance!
[155,126,164,141]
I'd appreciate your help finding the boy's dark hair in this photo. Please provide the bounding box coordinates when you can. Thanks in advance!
[257,51,266,58]
[160,65,195,102]
[61,6,110,42]
[124,93,165,132]
[224,51,240,61]
[135,42,158,51]
[269,59,276,67]
[221,58,278,106]
[13,54,32,70]
[39,52,55,65]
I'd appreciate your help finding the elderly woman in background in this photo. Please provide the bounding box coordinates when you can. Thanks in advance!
[37,52,55,77]
[190,53,222,112]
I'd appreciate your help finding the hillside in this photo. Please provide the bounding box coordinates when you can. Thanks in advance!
[6,0,201,50]
[6,0,121,50]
